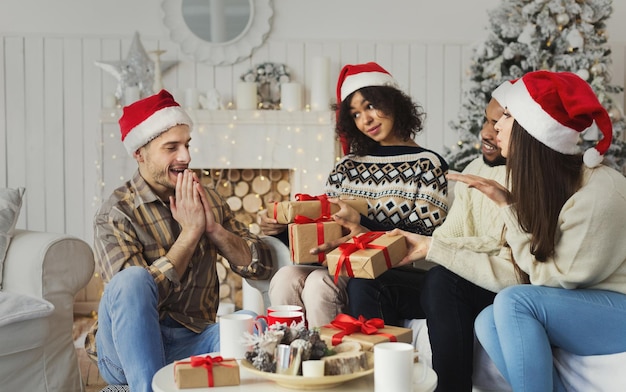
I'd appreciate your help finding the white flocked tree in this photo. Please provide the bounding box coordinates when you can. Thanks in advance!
[445,0,626,173]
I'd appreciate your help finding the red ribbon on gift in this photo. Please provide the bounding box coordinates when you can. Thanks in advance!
[273,193,332,221]
[333,231,392,284]
[325,313,398,346]
[293,214,332,263]
[175,355,234,387]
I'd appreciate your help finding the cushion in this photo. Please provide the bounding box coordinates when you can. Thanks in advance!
[0,187,25,289]
[0,291,54,327]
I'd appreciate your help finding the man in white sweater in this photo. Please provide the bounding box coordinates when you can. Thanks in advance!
[401,84,519,392]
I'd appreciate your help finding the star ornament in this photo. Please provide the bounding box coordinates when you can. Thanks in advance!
[95,32,157,105]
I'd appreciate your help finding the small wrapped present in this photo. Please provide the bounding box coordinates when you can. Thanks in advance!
[326,232,407,283]
[319,314,413,351]
[272,194,368,224]
[289,220,342,264]
[174,355,240,388]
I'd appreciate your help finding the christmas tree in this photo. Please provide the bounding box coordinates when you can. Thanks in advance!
[445,0,626,173]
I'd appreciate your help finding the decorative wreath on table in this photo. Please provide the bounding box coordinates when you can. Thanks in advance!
[240,62,291,109]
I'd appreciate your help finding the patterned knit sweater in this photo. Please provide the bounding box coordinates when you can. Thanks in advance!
[324,145,449,235]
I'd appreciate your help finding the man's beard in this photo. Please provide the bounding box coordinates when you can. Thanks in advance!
[483,154,506,167]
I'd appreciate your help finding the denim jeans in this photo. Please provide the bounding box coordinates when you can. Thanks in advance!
[475,285,626,392]
[421,266,496,392]
[346,267,426,326]
[96,266,253,392]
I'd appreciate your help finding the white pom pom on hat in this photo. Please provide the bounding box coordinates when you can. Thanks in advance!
[494,70,612,168]
[119,89,193,156]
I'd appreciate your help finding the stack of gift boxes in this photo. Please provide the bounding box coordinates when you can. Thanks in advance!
[272,194,368,264]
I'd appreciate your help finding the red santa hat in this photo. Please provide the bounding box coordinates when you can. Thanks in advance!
[495,70,612,168]
[335,62,398,154]
[336,62,398,103]
[119,89,193,155]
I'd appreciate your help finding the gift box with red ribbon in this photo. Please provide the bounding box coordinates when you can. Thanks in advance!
[174,355,240,388]
[289,220,342,264]
[319,314,413,351]
[326,232,407,283]
[272,193,368,224]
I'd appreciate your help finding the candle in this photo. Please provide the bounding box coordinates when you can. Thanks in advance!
[237,82,258,110]
[280,82,302,112]
[302,360,325,377]
[310,56,330,111]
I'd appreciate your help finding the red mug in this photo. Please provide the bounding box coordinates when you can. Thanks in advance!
[257,311,304,327]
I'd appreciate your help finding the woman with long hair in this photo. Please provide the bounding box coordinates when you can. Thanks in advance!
[453,70,626,391]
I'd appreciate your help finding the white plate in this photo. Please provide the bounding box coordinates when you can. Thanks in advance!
[240,352,374,390]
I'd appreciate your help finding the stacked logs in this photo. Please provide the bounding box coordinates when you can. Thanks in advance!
[196,168,292,309]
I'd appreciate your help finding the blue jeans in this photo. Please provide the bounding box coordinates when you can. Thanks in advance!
[347,267,426,326]
[475,285,626,392]
[96,266,255,392]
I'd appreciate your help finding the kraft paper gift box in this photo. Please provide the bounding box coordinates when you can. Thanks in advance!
[272,194,368,224]
[289,221,342,264]
[326,232,407,282]
[174,355,240,388]
[319,314,413,351]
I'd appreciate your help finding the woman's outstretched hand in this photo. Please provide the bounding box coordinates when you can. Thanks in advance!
[447,172,511,207]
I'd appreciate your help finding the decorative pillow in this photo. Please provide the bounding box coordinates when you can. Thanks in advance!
[0,291,54,327]
[0,187,25,290]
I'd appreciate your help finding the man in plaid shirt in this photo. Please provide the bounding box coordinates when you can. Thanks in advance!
[86,90,272,392]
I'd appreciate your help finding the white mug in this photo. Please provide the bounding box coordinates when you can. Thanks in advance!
[374,342,415,392]
[219,313,261,359]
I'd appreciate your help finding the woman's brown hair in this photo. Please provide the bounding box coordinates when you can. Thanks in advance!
[506,120,583,262]
[331,85,425,156]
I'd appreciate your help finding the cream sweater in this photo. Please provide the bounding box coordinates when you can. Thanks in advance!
[504,165,626,294]
[426,157,519,293]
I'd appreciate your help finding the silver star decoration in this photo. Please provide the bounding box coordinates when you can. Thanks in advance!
[95,32,178,105]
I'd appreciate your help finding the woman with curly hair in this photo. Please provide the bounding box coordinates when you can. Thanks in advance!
[262,62,449,327]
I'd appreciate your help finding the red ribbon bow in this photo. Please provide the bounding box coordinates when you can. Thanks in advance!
[333,231,392,284]
[273,193,332,221]
[177,355,233,387]
[294,193,332,220]
[325,314,397,346]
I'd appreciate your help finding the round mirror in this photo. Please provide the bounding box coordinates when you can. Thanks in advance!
[181,0,250,43]
[162,0,273,66]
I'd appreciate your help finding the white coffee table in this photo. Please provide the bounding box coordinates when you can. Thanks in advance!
[152,358,437,392]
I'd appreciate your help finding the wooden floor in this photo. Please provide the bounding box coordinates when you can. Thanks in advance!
[73,315,108,392]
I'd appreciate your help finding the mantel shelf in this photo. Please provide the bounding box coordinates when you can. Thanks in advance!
[98,108,338,198]
[100,108,334,125]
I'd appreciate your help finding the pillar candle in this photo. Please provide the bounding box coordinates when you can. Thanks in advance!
[310,56,330,111]
[280,82,302,112]
[237,82,258,110]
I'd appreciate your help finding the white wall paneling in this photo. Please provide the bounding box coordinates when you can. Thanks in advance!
[1,33,625,242]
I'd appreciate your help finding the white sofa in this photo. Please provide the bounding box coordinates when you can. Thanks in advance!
[248,234,626,391]
[0,229,95,392]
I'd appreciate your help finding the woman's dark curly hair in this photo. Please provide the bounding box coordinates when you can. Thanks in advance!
[331,85,425,156]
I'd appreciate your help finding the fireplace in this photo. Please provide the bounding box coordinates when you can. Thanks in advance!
[98,108,339,311]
